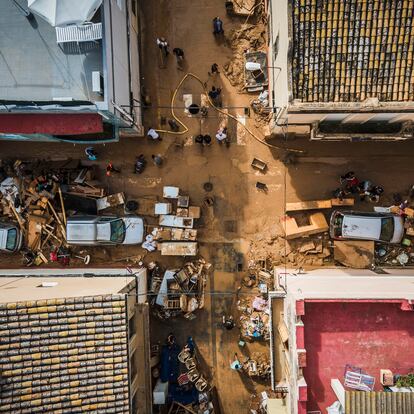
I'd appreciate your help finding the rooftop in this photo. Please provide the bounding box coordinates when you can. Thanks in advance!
[0,272,137,302]
[290,0,414,103]
[0,1,104,103]
[0,287,132,413]
[277,268,414,300]
[303,301,414,412]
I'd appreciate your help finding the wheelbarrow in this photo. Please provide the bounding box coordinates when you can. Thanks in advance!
[251,157,267,172]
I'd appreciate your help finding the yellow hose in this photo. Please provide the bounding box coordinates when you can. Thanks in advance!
[154,72,305,154]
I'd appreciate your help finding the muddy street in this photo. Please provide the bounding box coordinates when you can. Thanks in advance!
[2,0,414,413]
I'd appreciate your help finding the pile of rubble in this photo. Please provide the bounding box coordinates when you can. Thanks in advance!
[240,352,271,379]
[152,259,212,319]
[238,295,270,341]
[248,232,332,269]
[224,23,267,91]
[0,158,124,266]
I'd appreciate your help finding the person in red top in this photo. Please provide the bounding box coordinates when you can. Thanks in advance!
[340,171,359,193]
[106,162,120,176]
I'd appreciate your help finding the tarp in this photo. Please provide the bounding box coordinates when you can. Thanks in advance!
[28,0,102,27]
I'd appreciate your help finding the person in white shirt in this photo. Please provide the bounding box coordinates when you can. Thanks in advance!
[147,128,161,141]
[216,127,228,144]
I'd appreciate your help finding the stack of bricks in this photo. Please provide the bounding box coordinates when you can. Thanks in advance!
[0,294,130,414]
[291,0,414,102]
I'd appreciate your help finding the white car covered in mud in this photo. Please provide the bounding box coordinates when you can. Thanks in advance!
[67,215,144,246]
[330,211,404,244]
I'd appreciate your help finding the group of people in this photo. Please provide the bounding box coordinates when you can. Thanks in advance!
[156,37,185,67]
[335,171,384,203]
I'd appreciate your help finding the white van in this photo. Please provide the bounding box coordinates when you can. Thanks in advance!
[66,215,144,246]
[0,222,23,252]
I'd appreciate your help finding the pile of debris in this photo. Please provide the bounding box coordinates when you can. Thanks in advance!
[147,186,201,256]
[152,259,212,319]
[224,23,267,91]
[0,159,89,265]
[249,389,288,414]
[241,352,271,379]
[238,295,270,341]
[0,158,122,266]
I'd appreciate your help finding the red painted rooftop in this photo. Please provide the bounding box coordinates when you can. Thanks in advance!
[0,113,103,135]
[303,301,414,412]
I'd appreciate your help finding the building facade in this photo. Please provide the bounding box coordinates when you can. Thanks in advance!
[0,0,143,143]
[267,0,414,140]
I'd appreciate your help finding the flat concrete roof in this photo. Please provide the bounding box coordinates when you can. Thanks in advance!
[0,276,135,302]
[0,268,144,302]
[0,1,103,102]
[275,267,414,300]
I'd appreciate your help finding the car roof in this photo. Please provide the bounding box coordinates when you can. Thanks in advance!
[66,223,97,242]
[342,215,382,240]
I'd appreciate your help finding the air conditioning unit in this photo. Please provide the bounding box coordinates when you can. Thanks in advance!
[92,71,104,95]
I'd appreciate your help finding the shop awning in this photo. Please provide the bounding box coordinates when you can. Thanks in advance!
[0,113,103,135]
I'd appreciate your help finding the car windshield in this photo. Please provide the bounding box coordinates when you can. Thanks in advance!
[380,217,394,242]
[6,229,17,251]
[110,219,126,243]
[332,213,344,237]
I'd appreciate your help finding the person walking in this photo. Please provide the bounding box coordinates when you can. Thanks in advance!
[152,154,163,166]
[213,17,224,35]
[195,134,204,145]
[209,86,222,106]
[156,37,169,56]
[173,48,184,60]
[106,162,120,176]
[216,127,228,144]
[208,63,219,76]
[203,134,212,146]
[230,353,242,371]
[147,127,162,141]
[85,147,97,161]
[173,47,185,69]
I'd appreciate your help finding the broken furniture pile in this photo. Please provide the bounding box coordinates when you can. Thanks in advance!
[238,295,270,341]
[0,159,95,265]
[374,203,414,267]
[243,259,273,291]
[155,338,215,413]
[150,186,201,256]
[241,352,271,379]
[0,158,124,266]
[153,259,211,319]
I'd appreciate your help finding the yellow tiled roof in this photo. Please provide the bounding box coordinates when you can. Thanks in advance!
[291,0,414,102]
[0,295,129,414]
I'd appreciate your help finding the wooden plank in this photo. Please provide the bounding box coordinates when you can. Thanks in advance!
[160,242,198,256]
[331,198,355,206]
[285,199,332,211]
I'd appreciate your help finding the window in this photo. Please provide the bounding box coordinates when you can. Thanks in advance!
[380,217,394,242]
[273,33,279,61]
[131,0,137,16]
[332,213,344,238]
[128,313,137,338]
[110,219,126,243]
[6,229,17,251]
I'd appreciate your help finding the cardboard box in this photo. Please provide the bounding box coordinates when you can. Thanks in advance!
[380,369,394,386]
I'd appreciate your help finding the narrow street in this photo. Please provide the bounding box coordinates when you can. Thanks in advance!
[2,1,414,413]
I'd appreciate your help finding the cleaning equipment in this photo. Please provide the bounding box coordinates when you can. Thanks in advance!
[153,72,305,154]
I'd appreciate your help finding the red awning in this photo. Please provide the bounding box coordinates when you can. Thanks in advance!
[0,113,103,135]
